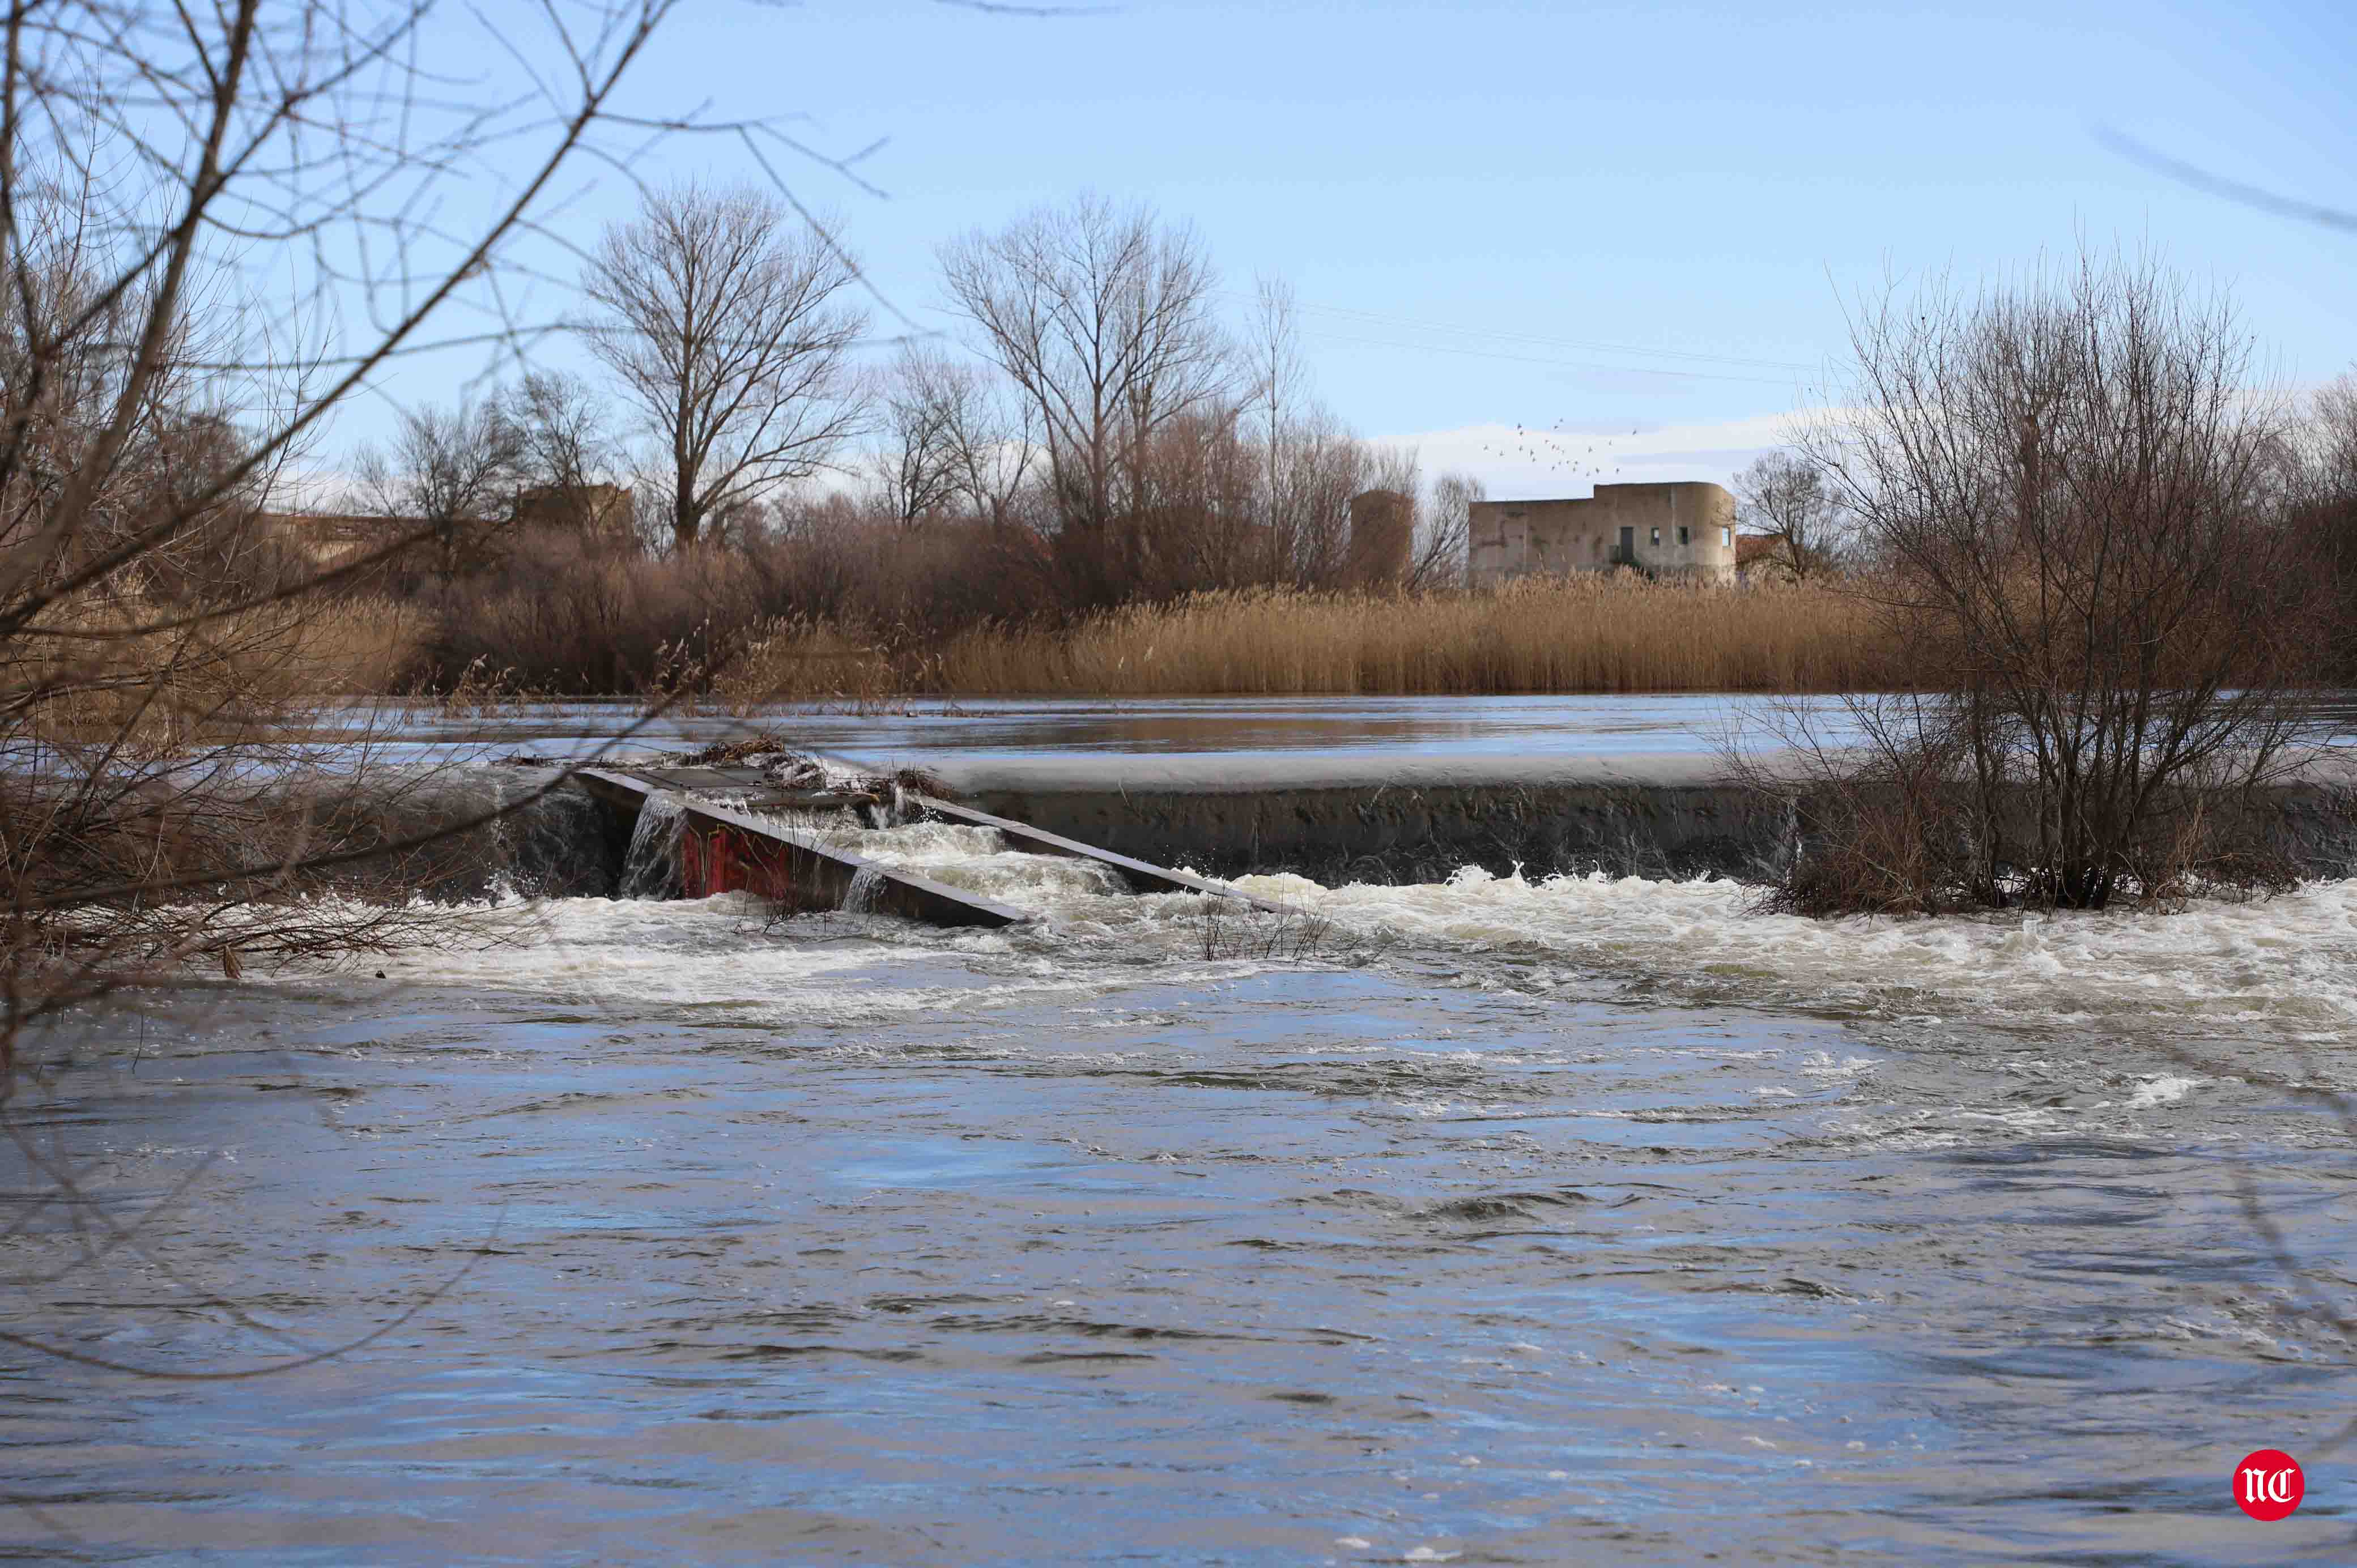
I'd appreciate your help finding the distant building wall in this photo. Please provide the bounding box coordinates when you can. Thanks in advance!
[1467,481,1738,586]
[514,482,635,539]
[263,482,637,565]
[1346,488,1413,586]
[254,511,408,563]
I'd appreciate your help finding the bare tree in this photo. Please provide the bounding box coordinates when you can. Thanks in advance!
[1248,275,1312,581]
[0,1,716,1066]
[939,192,1234,606]
[1409,469,1482,590]
[497,372,630,546]
[584,184,869,553]
[2315,372,2357,477]
[946,382,1041,533]
[1733,449,1850,581]
[354,399,525,578]
[1777,249,2321,911]
[1254,405,1362,588]
[0,1,826,1414]
[870,346,987,528]
[2282,370,2357,683]
[1130,404,1261,595]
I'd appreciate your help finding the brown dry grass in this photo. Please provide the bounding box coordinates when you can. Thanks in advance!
[720,577,1891,697]
[19,593,424,751]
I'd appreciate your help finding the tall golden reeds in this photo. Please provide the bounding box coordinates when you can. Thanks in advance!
[924,577,1890,696]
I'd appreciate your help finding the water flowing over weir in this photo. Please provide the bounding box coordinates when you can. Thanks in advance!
[618,789,686,898]
[426,750,2357,905]
[12,720,2357,1563]
[570,762,1294,926]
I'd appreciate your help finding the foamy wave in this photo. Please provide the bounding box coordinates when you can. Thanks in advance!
[302,889,1271,1025]
[1233,867,2357,1041]
[247,850,2357,1049]
[2125,1074,2201,1108]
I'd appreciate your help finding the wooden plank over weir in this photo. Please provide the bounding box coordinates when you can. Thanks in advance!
[909,794,1298,915]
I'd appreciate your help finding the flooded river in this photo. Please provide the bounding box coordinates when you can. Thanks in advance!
[7,705,2356,1563]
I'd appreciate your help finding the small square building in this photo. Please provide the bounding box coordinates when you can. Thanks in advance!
[1469,480,1737,586]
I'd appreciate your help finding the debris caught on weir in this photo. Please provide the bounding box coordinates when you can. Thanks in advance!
[575,748,1294,930]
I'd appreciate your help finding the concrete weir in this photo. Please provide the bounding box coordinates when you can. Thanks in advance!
[913,753,1789,883]
[911,752,2357,885]
[526,750,2357,916]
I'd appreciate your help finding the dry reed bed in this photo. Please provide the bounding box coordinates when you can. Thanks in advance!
[728,578,1890,697]
[20,593,425,749]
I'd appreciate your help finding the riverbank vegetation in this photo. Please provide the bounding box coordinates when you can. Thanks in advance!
[722,576,1887,698]
[1745,252,2338,914]
[344,551,1889,700]
[301,179,2357,709]
[0,1,715,1090]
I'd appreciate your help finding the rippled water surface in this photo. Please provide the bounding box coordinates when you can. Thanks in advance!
[8,822,2357,1562]
[317,690,2357,769]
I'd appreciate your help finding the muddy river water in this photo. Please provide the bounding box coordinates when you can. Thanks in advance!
[6,701,2356,1563]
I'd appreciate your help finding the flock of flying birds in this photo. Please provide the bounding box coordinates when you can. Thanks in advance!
[1475,419,1648,484]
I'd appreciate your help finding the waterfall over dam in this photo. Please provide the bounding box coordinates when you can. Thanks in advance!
[394,750,2357,901]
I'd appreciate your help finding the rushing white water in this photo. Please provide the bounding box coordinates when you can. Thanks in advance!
[617,788,685,898]
[20,845,2357,1563]
[366,856,2357,1057]
[1235,867,2357,1046]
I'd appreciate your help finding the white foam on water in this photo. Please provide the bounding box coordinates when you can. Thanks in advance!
[2125,1074,2201,1108]
[240,845,2357,1052]
[1232,867,2357,1042]
[767,818,1130,903]
[258,888,1283,1028]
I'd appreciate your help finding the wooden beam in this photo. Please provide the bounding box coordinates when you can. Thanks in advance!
[910,795,1299,915]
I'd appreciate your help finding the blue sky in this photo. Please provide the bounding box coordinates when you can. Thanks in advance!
[364,0,2357,500]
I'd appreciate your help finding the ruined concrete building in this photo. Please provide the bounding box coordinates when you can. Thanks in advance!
[263,482,636,564]
[1346,488,1413,586]
[1468,480,1737,586]
[512,482,635,539]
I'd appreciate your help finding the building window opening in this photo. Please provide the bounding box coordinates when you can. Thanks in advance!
[1649,527,1660,546]
[1678,525,1690,546]
[1722,526,1732,548]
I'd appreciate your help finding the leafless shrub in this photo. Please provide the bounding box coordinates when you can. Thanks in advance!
[1194,894,1357,964]
[1757,249,2325,913]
